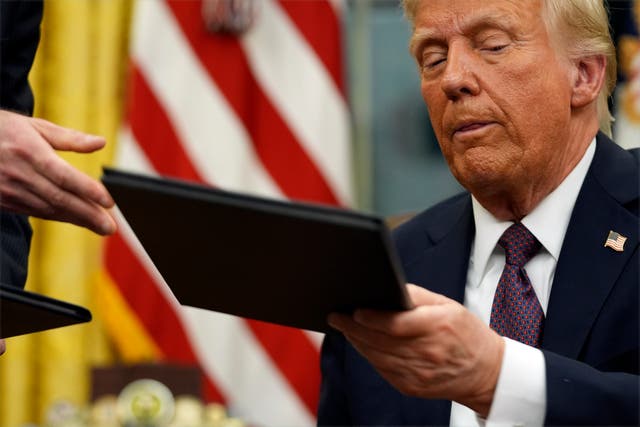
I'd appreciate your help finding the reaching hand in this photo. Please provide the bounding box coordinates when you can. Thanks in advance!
[0,110,116,235]
[328,284,505,417]
[0,339,5,355]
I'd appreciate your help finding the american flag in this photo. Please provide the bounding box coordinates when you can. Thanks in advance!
[100,0,350,425]
[604,230,627,252]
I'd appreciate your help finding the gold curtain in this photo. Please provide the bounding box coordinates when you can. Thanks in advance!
[0,1,133,425]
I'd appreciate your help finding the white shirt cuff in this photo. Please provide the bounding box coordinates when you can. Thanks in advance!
[485,338,546,426]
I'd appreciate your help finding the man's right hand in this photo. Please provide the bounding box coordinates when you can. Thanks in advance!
[0,110,116,235]
[328,284,505,418]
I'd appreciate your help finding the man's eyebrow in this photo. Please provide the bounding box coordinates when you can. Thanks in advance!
[467,14,519,37]
[409,28,442,60]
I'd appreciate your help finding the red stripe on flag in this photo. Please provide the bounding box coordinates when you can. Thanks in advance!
[166,0,341,206]
[128,64,202,182]
[246,320,321,416]
[105,233,226,403]
[277,0,346,96]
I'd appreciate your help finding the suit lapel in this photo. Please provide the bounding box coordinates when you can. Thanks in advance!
[542,134,639,357]
[401,195,475,304]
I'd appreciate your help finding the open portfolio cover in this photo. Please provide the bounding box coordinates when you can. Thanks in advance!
[102,168,411,333]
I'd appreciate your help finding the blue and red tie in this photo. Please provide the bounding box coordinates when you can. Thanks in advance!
[489,223,544,348]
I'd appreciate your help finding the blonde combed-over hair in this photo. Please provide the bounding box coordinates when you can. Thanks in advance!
[402,0,617,137]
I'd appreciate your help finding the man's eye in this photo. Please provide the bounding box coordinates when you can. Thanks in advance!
[426,59,445,68]
[486,45,507,52]
[422,55,446,70]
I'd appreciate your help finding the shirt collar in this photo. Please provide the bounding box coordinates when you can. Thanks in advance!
[469,138,596,286]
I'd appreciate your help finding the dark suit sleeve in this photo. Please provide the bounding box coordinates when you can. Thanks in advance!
[317,332,351,425]
[544,352,639,425]
[0,212,32,288]
[0,0,43,115]
[0,0,42,288]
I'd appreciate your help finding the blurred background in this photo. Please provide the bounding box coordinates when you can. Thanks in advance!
[0,0,637,426]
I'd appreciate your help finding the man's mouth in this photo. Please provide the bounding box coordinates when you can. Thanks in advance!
[459,123,486,131]
[453,121,494,137]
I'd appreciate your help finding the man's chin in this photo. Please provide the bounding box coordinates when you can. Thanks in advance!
[451,151,512,191]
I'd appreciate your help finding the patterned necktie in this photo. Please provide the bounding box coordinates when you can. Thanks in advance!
[489,223,544,347]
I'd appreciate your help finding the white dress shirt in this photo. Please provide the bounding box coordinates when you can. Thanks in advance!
[449,139,596,426]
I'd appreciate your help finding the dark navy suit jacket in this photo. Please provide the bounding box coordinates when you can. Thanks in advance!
[0,0,41,288]
[318,133,639,425]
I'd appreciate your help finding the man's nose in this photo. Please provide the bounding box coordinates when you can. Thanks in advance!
[440,45,480,100]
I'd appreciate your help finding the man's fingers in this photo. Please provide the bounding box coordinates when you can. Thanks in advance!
[31,118,106,153]
[406,284,452,306]
[3,188,116,235]
[329,313,406,352]
[328,313,387,340]
[33,185,116,235]
[0,189,51,215]
[327,312,354,333]
[33,153,114,208]
[355,306,449,338]
[46,197,116,236]
[329,286,460,340]
[0,339,5,355]
[329,311,421,348]
[350,301,458,339]
[329,286,455,338]
[1,166,116,235]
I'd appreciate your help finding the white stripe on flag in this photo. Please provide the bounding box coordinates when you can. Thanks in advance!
[241,0,352,205]
[115,127,156,174]
[132,0,283,198]
[304,330,325,350]
[328,0,346,15]
[182,308,316,427]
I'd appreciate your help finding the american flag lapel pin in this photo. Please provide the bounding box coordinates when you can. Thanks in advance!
[604,230,627,252]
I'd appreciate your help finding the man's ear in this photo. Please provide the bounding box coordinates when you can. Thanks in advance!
[571,55,607,108]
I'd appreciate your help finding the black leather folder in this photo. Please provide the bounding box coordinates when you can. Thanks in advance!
[102,168,410,333]
[0,284,92,338]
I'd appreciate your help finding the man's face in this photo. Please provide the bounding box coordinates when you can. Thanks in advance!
[412,0,575,197]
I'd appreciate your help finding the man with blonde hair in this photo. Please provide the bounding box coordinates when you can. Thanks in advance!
[319,0,639,425]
